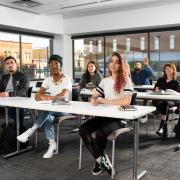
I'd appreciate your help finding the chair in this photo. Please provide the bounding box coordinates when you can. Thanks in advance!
[55,89,81,154]
[146,104,179,137]
[79,92,136,179]
[55,115,78,154]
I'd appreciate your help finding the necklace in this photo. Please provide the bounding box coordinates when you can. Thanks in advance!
[52,75,63,85]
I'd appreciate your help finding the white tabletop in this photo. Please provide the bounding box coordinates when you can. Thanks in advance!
[137,92,180,101]
[0,97,156,120]
[133,85,154,90]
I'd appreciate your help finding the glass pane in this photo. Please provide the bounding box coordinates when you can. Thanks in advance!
[150,31,180,80]
[21,35,50,79]
[105,33,148,76]
[74,37,104,80]
[0,32,19,76]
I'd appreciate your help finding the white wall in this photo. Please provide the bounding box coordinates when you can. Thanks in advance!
[53,35,73,78]
[64,3,180,35]
[0,6,63,35]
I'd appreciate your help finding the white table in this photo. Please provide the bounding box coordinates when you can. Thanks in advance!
[0,97,156,180]
[137,92,180,101]
[133,85,154,91]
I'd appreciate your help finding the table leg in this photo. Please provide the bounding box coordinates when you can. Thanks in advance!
[133,118,146,180]
[5,107,8,127]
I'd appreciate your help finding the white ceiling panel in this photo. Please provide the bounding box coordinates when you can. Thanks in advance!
[0,0,179,18]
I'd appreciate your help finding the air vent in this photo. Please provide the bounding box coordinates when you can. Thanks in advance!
[12,0,41,8]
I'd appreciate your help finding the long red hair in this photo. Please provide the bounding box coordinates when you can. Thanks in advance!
[108,52,126,93]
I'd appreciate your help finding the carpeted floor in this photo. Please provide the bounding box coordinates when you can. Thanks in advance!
[0,114,180,180]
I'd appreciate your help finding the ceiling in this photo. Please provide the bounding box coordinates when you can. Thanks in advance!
[0,0,179,18]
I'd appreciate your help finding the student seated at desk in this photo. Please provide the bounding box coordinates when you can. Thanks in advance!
[153,63,179,138]
[0,56,30,133]
[131,57,154,86]
[17,55,72,158]
[79,60,103,101]
[79,52,133,176]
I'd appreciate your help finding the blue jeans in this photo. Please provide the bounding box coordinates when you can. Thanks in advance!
[34,111,66,140]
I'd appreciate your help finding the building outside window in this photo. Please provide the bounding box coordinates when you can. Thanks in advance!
[73,29,180,81]
[0,32,51,79]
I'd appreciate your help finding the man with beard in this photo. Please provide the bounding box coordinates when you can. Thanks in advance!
[131,57,154,85]
[0,56,30,132]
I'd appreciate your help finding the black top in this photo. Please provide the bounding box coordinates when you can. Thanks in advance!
[155,77,179,91]
[0,71,30,97]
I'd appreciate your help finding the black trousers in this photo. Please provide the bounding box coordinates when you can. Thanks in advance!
[152,100,175,116]
[8,108,25,133]
[79,117,121,159]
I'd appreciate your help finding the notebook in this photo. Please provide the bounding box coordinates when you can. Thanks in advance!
[119,105,137,111]
[52,98,71,105]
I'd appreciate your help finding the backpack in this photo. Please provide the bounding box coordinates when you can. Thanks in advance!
[174,122,180,139]
[0,122,29,155]
[0,122,17,154]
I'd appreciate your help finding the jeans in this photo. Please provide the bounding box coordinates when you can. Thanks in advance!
[34,111,66,140]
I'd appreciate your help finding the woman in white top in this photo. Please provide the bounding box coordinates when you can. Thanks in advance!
[79,52,133,176]
[17,55,72,159]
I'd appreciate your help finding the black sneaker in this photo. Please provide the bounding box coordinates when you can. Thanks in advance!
[92,162,103,175]
[100,155,115,176]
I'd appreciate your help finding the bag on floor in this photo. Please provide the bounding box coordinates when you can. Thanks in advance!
[0,122,17,154]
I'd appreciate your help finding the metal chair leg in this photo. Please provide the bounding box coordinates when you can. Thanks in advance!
[79,138,83,170]
[111,140,115,179]
[56,122,60,154]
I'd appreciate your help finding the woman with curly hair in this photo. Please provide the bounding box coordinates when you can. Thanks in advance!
[79,52,133,176]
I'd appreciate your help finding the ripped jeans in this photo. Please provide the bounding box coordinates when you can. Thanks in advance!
[34,111,66,140]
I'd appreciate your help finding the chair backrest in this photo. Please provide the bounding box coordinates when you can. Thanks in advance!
[130,92,137,105]
[27,87,33,97]
[36,81,42,87]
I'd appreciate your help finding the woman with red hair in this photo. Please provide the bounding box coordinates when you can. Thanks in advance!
[79,52,133,176]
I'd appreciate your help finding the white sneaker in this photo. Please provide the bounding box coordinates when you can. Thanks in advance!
[17,128,34,143]
[43,143,57,159]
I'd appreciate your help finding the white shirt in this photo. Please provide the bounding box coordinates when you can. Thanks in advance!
[41,75,72,96]
[97,77,133,99]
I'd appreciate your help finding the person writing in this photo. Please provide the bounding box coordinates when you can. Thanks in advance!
[131,57,154,85]
[79,52,133,176]
[17,55,72,158]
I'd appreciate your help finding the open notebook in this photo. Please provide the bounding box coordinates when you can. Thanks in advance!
[52,98,71,105]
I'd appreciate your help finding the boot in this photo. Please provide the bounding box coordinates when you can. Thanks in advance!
[163,124,168,139]
[156,120,164,136]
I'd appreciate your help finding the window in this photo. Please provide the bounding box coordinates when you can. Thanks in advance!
[21,35,50,79]
[169,35,175,50]
[74,37,104,79]
[126,38,131,52]
[140,37,145,51]
[0,31,51,79]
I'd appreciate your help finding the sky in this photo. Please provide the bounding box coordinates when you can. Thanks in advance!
[0,32,49,48]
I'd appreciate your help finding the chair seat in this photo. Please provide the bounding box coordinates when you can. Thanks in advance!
[91,127,131,141]
[55,115,77,124]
